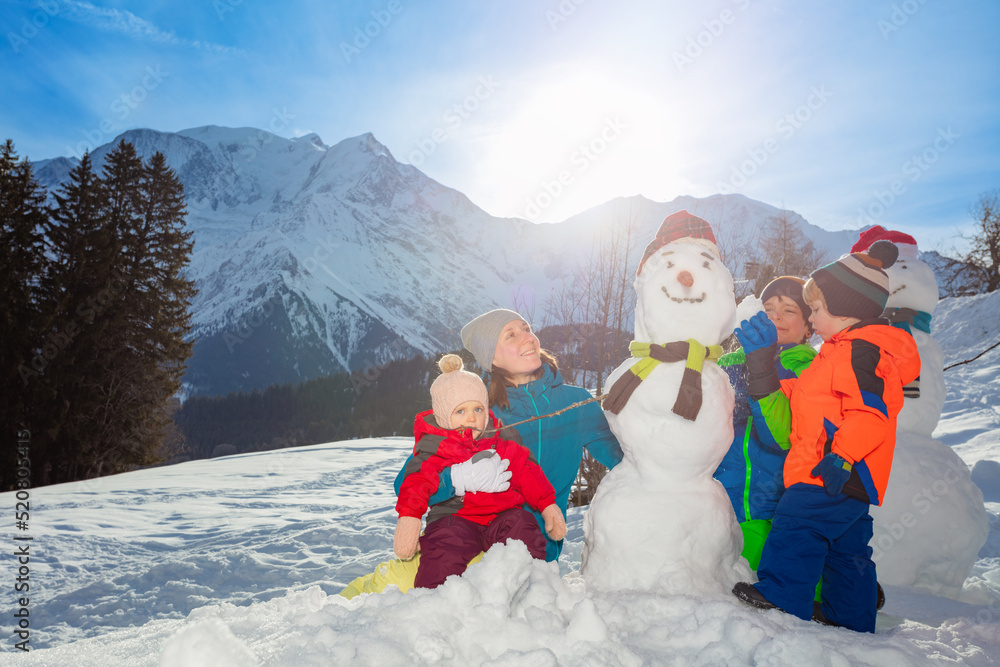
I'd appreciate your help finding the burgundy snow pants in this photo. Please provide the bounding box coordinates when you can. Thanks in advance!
[414,507,547,589]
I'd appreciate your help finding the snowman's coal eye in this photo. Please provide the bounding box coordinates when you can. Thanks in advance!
[703,261,710,269]
[666,261,674,268]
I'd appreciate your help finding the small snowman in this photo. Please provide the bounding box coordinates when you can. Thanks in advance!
[582,211,751,595]
[855,227,988,598]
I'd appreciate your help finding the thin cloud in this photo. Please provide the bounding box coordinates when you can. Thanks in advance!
[59,0,243,55]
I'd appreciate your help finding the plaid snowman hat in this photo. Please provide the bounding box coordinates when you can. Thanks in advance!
[637,210,720,276]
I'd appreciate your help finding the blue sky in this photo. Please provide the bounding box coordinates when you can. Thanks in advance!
[2,0,998,255]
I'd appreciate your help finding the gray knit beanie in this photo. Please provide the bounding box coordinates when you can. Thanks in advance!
[460,309,526,371]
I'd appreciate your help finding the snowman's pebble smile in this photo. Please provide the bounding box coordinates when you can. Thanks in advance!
[661,285,706,303]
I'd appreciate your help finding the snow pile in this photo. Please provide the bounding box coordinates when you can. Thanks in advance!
[10,539,995,667]
[1,440,999,665]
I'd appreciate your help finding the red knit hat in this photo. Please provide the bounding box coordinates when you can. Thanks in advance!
[637,210,720,275]
[851,225,919,260]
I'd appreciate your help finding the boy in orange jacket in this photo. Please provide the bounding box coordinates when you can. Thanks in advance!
[732,240,920,632]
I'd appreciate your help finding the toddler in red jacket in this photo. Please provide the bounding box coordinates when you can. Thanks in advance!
[393,354,567,589]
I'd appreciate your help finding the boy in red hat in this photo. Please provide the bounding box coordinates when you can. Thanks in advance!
[394,354,567,589]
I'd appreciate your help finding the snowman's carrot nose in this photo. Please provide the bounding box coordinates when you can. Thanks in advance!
[677,270,694,288]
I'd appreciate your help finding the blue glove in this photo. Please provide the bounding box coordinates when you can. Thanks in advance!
[734,311,778,354]
[737,311,780,399]
[811,453,853,496]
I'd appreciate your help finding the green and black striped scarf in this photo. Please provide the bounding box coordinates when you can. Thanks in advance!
[604,340,723,421]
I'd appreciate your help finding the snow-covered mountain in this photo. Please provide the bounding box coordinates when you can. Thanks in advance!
[30,127,883,396]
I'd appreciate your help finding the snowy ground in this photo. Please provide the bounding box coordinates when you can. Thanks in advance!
[2,292,1000,665]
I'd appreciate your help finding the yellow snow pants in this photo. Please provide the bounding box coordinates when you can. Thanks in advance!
[338,551,485,599]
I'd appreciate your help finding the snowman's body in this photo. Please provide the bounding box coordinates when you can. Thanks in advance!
[869,253,988,597]
[582,238,751,595]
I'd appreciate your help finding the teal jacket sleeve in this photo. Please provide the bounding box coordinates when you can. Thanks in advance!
[580,399,623,470]
[394,455,455,504]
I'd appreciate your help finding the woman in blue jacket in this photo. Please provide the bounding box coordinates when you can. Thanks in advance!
[340,309,623,597]
[456,308,624,561]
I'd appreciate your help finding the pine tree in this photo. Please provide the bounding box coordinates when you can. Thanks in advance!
[79,143,195,478]
[83,141,161,477]
[41,151,116,482]
[125,150,195,466]
[0,141,51,489]
[3,140,196,486]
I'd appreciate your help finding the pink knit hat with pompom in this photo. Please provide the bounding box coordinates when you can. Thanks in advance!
[430,354,488,429]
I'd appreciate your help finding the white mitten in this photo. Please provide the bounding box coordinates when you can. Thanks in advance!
[394,516,422,560]
[450,452,512,495]
[541,504,567,541]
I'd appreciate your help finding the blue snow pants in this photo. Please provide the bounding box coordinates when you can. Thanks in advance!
[755,483,878,633]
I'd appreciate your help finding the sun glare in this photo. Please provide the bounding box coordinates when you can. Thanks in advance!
[471,67,672,223]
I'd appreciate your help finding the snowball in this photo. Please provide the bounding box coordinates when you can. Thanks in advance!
[735,293,765,327]
[971,459,1000,503]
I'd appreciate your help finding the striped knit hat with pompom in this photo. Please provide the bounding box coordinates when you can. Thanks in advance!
[810,240,899,319]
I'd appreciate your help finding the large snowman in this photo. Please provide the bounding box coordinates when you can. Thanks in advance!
[856,227,988,598]
[582,211,752,595]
